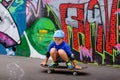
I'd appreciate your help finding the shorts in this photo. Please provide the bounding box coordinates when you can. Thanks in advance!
[56,54,75,63]
[46,52,75,62]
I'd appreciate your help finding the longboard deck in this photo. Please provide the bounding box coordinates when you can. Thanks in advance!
[40,64,87,75]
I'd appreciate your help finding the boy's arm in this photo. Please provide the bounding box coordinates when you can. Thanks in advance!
[42,57,49,65]
[71,60,82,69]
[42,52,50,65]
[71,60,77,67]
[42,41,54,65]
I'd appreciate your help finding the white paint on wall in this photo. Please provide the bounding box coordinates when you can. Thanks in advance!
[24,31,46,59]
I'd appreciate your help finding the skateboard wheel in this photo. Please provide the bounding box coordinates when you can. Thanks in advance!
[47,70,52,74]
[73,72,77,76]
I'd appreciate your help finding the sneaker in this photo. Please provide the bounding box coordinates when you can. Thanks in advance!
[66,62,73,69]
[48,62,58,68]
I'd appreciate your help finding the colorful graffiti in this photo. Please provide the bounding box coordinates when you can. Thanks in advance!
[0,0,25,55]
[0,0,120,65]
[58,0,120,64]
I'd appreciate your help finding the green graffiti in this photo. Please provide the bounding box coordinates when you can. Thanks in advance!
[9,0,24,13]
[90,23,96,36]
[113,49,118,62]
[90,22,120,65]
[96,51,105,64]
[0,0,2,3]
[46,4,51,16]
[80,33,85,45]
[27,18,56,55]
[16,35,30,57]
[67,26,72,44]
[46,4,61,29]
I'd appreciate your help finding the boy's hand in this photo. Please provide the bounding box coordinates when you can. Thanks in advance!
[41,57,49,66]
[74,65,82,69]
[41,62,47,66]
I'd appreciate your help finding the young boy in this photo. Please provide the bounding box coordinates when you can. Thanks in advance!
[42,30,81,69]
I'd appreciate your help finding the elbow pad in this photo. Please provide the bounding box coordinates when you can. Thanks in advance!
[69,53,75,60]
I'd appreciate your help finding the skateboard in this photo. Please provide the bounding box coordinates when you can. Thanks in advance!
[40,64,87,76]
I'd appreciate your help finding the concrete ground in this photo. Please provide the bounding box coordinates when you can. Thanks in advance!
[0,55,120,80]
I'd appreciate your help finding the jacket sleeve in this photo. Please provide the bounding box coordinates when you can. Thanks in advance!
[65,44,72,55]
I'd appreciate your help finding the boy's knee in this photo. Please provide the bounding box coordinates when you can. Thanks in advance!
[50,48,57,54]
[58,49,65,55]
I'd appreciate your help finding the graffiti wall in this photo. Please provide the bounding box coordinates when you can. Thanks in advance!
[0,0,25,55]
[0,0,120,65]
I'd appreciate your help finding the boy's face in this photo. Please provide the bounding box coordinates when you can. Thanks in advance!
[54,38,64,45]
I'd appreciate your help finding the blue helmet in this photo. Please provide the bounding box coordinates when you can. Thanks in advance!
[53,30,64,38]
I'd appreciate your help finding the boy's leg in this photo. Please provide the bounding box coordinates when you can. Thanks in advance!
[50,48,59,62]
[58,49,73,69]
[49,48,59,67]
[58,49,69,62]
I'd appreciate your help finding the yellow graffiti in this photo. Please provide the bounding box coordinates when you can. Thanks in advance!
[39,30,48,34]
[38,30,48,41]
